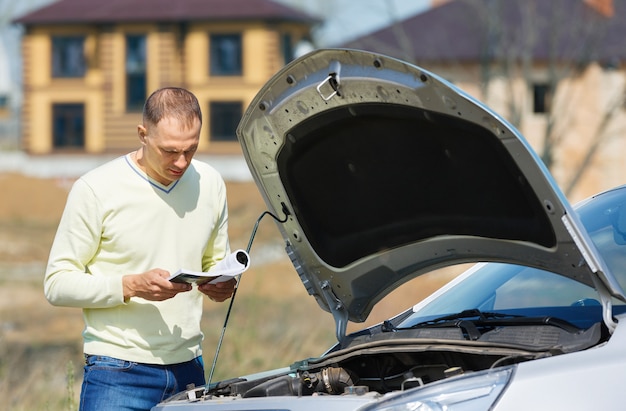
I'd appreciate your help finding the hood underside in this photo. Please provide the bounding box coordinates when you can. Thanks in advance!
[236,48,623,340]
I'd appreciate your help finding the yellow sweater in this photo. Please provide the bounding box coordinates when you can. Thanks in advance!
[44,153,230,364]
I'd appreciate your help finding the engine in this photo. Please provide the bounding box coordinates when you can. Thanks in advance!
[207,346,545,398]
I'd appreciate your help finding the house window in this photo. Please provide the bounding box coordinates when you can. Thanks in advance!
[52,103,85,148]
[281,33,294,64]
[210,34,242,76]
[210,102,242,142]
[126,34,147,111]
[52,36,86,77]
[533,83,552,113]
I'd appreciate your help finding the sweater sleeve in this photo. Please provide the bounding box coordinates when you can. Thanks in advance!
[44,179,125,308]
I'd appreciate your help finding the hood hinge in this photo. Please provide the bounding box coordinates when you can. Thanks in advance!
[319,280,349,343]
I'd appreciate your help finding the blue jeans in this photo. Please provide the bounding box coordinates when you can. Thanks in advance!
[80,355,205,411]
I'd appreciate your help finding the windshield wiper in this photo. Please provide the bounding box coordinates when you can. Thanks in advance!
[401,308,581,335]
[398,309,524,340]
[416,309,522,326]
[381,309,518,334]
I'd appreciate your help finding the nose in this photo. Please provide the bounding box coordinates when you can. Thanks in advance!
[173,152,189,169]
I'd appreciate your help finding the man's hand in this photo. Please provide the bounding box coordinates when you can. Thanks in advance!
[123,269,192,301]
[198,278,237,302]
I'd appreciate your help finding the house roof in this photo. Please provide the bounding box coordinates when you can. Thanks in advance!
[13,0,319,25]
[340,0,626,65]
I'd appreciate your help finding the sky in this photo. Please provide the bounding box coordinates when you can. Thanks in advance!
[275,0,430,47]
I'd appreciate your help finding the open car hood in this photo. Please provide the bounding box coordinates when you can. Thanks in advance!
[236,48,625,341]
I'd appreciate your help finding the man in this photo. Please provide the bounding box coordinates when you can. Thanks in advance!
[44,87,237,410]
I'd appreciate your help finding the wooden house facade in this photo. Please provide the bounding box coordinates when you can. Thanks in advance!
[14,0,317,154]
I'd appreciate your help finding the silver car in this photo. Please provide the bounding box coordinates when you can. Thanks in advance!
[153,48,626,410]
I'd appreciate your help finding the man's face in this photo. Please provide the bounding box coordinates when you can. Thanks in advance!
[138,116,201,186]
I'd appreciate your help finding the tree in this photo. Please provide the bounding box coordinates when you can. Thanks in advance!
[473,0,623,197]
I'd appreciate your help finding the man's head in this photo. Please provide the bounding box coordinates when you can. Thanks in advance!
[137,87,202,186]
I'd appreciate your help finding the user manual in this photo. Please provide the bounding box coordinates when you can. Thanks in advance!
[168,249,250,285]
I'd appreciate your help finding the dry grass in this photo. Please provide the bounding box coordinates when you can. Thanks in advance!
[0,173,454,410]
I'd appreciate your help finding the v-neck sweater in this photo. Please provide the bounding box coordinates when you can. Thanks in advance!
[44,153,230,364]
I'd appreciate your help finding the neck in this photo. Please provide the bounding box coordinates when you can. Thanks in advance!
[133,148,145,168]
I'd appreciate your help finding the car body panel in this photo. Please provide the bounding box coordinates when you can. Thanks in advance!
[493,312,626,409]
[235,48,623,340]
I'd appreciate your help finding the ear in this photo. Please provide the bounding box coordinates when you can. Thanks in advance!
[137,125,148,145]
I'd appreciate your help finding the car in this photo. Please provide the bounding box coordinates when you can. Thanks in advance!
[152,48,626,410]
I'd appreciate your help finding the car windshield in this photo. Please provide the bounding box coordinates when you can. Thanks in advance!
[398,186,626,330]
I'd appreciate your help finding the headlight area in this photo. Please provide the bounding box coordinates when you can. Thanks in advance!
[360,366,514,411]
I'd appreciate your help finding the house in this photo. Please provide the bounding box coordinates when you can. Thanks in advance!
[340,0,626,201]
[13,0,318,155]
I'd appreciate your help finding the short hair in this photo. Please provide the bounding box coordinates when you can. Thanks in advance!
[143,87,202,130]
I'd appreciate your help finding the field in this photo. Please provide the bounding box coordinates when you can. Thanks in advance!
[0,172,455,410]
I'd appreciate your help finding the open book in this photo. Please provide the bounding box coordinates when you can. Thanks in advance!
[168,250,250,285]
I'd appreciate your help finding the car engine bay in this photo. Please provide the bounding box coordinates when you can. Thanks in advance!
[197,321,604,399]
